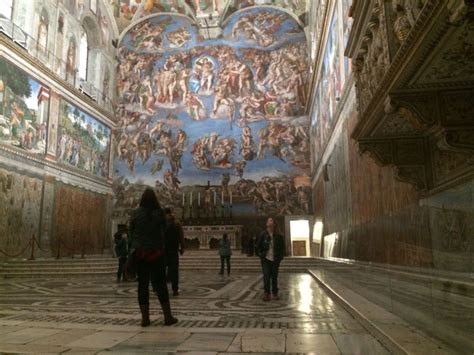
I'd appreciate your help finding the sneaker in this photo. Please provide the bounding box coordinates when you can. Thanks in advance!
[262,293,271,301]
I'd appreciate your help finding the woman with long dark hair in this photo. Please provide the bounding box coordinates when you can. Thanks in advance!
[129,187,178,326]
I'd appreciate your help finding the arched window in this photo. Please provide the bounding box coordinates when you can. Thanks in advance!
[78,28,88,81]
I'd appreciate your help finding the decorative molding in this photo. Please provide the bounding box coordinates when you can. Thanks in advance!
[395,165,428,190]
[437,129,474,155]
[349,1,474,193]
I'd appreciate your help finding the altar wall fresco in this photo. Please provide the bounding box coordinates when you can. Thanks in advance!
[0,58,50,156]
[114,7,311,217]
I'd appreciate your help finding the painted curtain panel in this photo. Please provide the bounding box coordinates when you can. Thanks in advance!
[57,99,111,178]
[0,167,43,259]
[53,184,109,255]
[0,58,50,155]
[115,8,311,217]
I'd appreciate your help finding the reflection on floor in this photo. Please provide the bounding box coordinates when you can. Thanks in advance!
[0,271,390,354]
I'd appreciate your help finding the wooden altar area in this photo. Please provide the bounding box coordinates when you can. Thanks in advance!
[182,225,242,249]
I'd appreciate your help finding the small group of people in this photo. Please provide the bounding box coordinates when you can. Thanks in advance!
[115,187,286,327]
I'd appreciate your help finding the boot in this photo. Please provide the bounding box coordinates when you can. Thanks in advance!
[139,304,151,327]
[160,301,178,326]
[262,292,271,302]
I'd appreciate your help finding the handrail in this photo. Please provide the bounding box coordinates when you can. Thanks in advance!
[0,17,115,114]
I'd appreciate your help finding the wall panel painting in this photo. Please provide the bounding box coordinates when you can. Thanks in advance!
[310,2,346,166]
[0,58,50,156]
[57,99,111,178]
[115,7,311,217]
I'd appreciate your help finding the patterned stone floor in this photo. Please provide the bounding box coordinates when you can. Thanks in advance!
[0,271,390,354]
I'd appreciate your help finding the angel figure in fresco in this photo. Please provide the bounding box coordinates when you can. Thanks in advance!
[234,160,246,179]
[170,149,183,175]
[167,28,191,48]
[164,169,180,192]
[150,158,164,175]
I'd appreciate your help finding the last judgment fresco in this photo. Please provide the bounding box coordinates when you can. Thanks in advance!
[114,7,311,217]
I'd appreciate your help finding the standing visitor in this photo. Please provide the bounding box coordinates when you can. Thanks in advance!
[114,226,128,283]
[218,233,232,275]
[256,217,285,301]
[164,207,185,296]
[129,188,178,326]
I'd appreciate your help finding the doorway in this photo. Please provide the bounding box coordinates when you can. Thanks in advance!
[289,219,310,256]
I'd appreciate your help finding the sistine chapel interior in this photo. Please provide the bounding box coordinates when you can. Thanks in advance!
[0,0,472,353]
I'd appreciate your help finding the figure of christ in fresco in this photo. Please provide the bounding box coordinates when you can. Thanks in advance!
[193,57,214,94]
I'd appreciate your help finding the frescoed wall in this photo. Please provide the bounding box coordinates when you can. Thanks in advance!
[115,7,311,217]
[0,58,50,156]
[57,99,111,178]
[310,1,351,166]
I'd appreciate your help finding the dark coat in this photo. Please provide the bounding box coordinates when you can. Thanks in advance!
[164,218,185,260]
[129,206,166,250]
[256,230,285,263]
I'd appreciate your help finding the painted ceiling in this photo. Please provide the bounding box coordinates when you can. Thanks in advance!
[109,0,308,33]
[113,2,311,217]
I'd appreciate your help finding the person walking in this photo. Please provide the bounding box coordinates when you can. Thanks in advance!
[164,207,185,296]
[256,217,285,301]
[114,227,128,283]
[218,233,232,275]
[129,187,178,327]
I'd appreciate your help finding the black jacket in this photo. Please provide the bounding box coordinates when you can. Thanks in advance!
[256,230,285,263]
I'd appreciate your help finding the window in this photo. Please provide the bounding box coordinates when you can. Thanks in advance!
[78,28,88,80]
[0,0,13,20]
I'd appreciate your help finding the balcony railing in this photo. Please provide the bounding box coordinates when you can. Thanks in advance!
[0,17,115,114]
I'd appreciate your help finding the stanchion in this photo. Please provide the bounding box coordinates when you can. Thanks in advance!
[81,235,86,259]
[71,234,75,259]
[28,234,36,260]
[56,234,61,259]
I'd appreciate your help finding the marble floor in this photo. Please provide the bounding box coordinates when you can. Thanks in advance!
[0,271,390,354]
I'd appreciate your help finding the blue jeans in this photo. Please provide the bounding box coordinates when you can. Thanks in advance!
[261,258,280,295]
